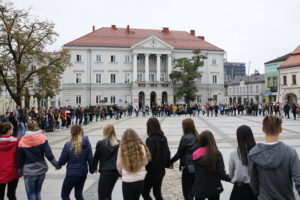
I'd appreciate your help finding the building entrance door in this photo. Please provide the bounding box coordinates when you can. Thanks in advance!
[150,91,157,106]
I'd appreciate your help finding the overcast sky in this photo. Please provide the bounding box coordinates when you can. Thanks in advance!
[12,0,300,74]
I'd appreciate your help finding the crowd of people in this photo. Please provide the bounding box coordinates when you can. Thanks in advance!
[0,114,300,200]
[1,102,300,138]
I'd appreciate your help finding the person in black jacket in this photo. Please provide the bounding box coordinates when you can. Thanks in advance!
[93,124,120,200]
[168,118,200,200]
[142,117,171,200]
[192,130,232,200]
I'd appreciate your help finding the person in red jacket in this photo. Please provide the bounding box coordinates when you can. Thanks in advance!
[0,122,19,200]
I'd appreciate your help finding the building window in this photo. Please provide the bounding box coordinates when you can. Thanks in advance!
[111,96,115,104]
[267,77,272,87]
[212,75,217,84]
[96,55,101,62]
[96,74,101,83]
[110,55,116,63]
[125,74,131,83]
[240,87,242,93]
[149,74,155,82]
[256,86,259,93]
[273,77,277,87]
[76,55,82,62]
[137,73,143,81]
[75,73,81,84]
[243,87,245,94]
[96,95,101,104]
[212,58,217,65]
[196,95,202,103]
[160,73,165,82]
[283,76,287,85]
[196,77,202,83]
[250,86,253,93]
[292,75,296,85]
[213,95,218,102]
[137,55,143,64]
[76,95,81,104]
[160,56,166,63]
[125,55,131,63]
[110,74,116,83]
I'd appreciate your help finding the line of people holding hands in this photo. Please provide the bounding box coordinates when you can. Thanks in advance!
[1,115,300,200]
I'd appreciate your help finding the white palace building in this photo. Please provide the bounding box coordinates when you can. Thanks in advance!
[61,25,225,107]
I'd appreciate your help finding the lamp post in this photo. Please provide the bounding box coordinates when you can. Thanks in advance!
[247,61,251,106]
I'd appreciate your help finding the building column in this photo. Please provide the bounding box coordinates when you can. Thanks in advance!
[156,54,161,82]
[133,54,137,82]
[145,54,149,82]
[167,54,172,81]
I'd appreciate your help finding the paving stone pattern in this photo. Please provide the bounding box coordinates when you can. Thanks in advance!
[11,115,300,200]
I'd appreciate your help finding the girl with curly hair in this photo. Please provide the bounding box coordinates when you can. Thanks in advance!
[117,128,151,200]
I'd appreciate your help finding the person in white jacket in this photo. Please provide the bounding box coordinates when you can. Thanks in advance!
[117,128,151,200]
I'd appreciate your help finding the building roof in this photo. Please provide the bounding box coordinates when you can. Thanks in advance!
[264,53,291,64]
[278,45,300,69]
[64,26,223,51]
[226,73,265,86]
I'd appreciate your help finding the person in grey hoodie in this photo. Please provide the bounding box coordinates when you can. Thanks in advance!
[248,115,300,200]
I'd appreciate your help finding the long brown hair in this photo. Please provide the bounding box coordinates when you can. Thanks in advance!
[182,118,199,140]
[103,124,118,146]
[199,130,218,172]
[147,117,164,136]
[70,125,84,156]
[120,129,151,173]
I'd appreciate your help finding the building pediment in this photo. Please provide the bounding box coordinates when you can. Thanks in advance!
[131,36,174,50]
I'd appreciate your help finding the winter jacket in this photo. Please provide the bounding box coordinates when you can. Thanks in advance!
[145,135,170,174]
[169,133,200,169]
[0,136,19,183]
[17,130,58,176]
[191,148,231,198]
[248,142,300,200]
[58,136,94,176]
[93,138,119,172]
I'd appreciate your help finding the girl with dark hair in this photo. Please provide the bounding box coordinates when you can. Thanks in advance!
[192,130,231,200]
[58,125,94,200]
[93,124,120,200]
[229,125,257,200]
[142,117,171,200]
[0,122,19,200]
[168,118,200,200]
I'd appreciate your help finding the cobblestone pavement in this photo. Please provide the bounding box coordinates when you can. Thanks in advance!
[11,115,300,200]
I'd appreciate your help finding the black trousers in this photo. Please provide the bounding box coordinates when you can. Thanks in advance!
[98,170,119,200]
[142,169,165,200]
[182,167,195,200]
[195,195,219,200]
[0,179,19,200]
[122,181,144,200]
[230,183,257,200]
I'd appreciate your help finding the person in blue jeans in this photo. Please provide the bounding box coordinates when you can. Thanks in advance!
[58,125,94,200]
[17,120,59,200]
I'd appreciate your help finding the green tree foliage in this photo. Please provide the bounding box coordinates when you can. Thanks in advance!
[0,2,71,106]
[169,49,206,103]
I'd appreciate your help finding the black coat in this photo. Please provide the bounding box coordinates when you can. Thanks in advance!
[192,151,231,198]
[169,133,200,169]
[145,135,171,174]
[93,139,119,172]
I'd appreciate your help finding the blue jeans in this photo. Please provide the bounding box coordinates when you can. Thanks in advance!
[61,175,87,200]
[24,174,45,200]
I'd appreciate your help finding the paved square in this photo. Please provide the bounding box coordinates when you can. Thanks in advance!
[11,115,300,200]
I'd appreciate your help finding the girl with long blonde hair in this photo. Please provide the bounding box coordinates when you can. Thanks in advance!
[58,125,94,200]
[93,124,120,200]
[117,128,151,200]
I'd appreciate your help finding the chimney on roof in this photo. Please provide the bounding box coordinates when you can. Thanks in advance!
[92,26,95,32]
[162,27,169,33]
[190,30,195,36]
[111,25,117,30]
[126,25,130,33]
[198,36,205,40]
